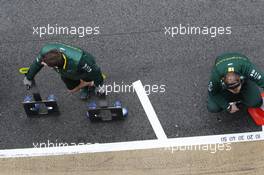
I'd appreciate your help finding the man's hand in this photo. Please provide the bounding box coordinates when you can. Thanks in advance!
[228,103,240,114]
[85,80,94,87]
[68,80,94,93]
[23,77,32,88]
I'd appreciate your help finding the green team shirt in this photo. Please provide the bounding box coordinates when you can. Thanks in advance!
[26,43,103,86]
[208,53,264,109]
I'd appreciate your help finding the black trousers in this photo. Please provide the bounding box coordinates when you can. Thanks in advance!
[61,77,82,90]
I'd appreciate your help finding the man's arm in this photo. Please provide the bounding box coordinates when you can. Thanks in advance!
[208,68,230,110]
[26,54,44,80]
[241,61,264,88]
[68,80,94,93]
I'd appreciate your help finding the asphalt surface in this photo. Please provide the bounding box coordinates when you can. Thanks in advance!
[0,0,263,149]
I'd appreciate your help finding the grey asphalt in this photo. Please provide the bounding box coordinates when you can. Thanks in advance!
[0,0,263,149]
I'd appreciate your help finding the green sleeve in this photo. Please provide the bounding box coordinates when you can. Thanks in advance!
[241,61,264,88]
[26,54,44,80]
[208,67,229,110]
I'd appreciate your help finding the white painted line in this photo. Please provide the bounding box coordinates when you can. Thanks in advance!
[0,130,263,158]
[133,80,167,140]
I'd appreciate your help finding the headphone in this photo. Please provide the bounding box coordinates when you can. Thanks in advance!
[221,73,245,90]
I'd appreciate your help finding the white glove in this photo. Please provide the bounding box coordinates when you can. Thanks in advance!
[23,77,32,88]
[227,102,239,114]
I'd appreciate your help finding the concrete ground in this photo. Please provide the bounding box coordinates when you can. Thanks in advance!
[0,0,263,149]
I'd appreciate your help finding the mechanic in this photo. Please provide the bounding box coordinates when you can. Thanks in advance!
[207,53,264,113]
[23,42,105,100]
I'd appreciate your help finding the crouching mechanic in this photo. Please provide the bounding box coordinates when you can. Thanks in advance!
[207,53,264,114]
[23,43,105,100]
